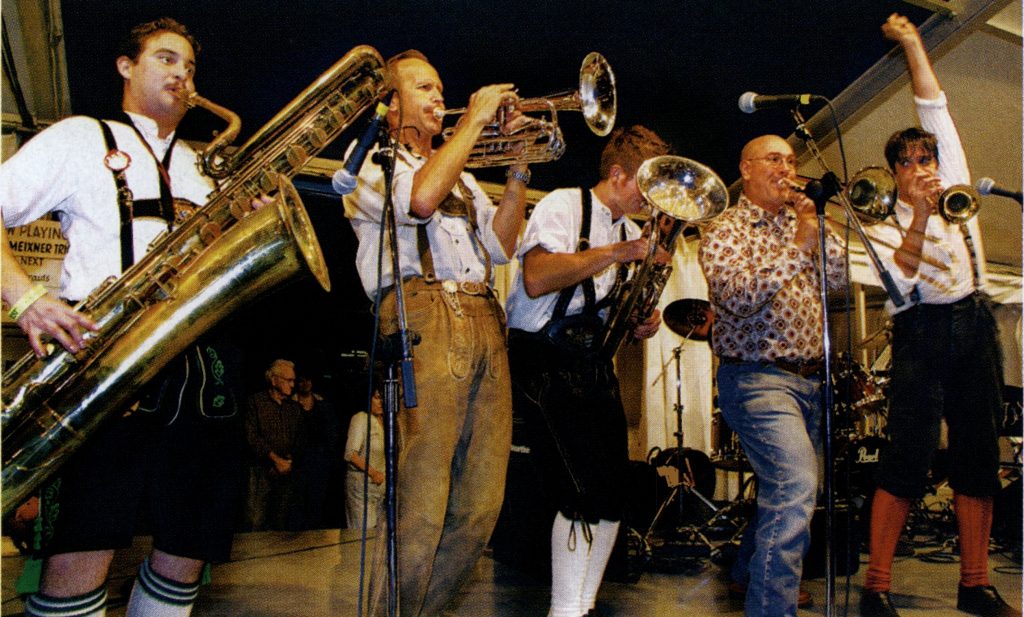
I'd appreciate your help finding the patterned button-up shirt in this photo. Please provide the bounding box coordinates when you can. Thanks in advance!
[699,195,847,362]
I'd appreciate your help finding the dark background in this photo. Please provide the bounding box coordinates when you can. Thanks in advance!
[57,0,932,406]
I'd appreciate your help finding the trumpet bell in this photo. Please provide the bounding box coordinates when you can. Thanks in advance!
[846,166,897,223]
[578,52,617,137]
[637,155,730,224]
[938,184,980,223]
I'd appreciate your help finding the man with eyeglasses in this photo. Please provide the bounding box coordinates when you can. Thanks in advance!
[858,14,1019,617]
[244,358,304,531]
[699,134,847,617]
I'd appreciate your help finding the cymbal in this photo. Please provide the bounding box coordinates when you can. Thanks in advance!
[663,298,713,341]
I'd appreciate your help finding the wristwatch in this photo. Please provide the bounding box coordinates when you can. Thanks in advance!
[506,167,531,186]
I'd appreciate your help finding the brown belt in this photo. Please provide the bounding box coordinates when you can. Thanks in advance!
[721,356,824,379]
[384,277,493,297]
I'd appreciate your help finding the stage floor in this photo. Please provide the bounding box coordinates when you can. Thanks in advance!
[2,523,1021,616]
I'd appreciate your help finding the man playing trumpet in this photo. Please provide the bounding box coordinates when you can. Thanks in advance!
[699,134,848,617]
[342,50,530,616]
[859,14,1019,617]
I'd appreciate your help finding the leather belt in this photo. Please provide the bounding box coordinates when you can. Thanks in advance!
[386,277,493,297]
[721,356,824,378]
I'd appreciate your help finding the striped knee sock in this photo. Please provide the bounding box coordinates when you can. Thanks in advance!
[125,559,199,617]
[24,584,106,617]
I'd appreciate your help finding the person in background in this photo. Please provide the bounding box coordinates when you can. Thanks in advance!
[289,367,341,530]
[344,388,386,530]
[245,358,303,531]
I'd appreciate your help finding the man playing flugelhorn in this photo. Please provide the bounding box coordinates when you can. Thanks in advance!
[342,50,530,616]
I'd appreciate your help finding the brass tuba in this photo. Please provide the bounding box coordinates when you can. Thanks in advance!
[1,45,388,516]
[598,155,729,358]
[438,52,616,167]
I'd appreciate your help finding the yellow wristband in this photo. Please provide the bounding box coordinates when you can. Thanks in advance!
[8,284,48,321]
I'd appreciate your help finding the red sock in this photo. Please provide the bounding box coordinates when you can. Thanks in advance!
[864,488,912,593]
[954,493,994,588]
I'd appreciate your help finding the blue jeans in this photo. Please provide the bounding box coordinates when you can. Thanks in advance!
[718,362,823,617]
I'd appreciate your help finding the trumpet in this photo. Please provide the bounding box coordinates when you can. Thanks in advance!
[437,52,616,168]
[935,184,980,224]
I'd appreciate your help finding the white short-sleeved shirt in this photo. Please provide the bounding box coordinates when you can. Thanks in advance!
[1,113,214,301]
[342,142,510,299]
[505,187,640,333]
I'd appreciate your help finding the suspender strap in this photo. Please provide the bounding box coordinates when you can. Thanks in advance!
[97,120,136,272]
[414,176,491,284]
[551,188,598,320]
[121,112,177,229]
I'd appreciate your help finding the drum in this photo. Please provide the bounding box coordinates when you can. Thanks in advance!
[833,355,888,425]
[710,410,741,461]
[835,435,887,505]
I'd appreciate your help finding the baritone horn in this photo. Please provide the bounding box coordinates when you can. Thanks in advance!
[598,155,729,358]
[437,52,616,167]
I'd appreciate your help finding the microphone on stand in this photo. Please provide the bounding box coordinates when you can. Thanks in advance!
[738,91,824,114]
[975,177,1023,204]
[332,90,395,195]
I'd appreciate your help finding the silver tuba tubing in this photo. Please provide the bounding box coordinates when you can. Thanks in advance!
[598,156,729,358]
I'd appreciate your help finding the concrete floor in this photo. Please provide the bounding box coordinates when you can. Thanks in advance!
[2,515,1020,617]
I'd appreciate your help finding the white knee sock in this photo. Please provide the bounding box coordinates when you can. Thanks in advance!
[579,519,620,612]
[24,585,107,617]
[549,512,591,617]
[125,559,199,617]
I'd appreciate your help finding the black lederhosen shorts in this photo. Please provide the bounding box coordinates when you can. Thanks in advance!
[508,328,630,523]
[41,336,246,563]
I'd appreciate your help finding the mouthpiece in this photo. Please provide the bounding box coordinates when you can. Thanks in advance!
[432,108,445,120]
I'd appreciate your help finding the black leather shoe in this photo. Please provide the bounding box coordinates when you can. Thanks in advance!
[957,585,1022,617]
[859,590,901,617]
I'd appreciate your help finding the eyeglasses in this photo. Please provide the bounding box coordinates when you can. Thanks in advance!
[746,153,797,169]
[896,154,936,168]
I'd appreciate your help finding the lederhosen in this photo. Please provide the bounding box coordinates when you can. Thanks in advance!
[35,117,244,566]
[508,188,631,524]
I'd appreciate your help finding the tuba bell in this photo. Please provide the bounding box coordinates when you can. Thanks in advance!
[1,45,389,517]
[438,52,616,167]
[598,155,729,358]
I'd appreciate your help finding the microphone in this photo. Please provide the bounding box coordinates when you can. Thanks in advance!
[738,91,823,114]
[332,90,395,195]
[975,177,1023,204]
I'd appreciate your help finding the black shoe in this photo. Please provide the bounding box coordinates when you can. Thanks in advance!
[859,590,901,617]
[957,585,1022,617]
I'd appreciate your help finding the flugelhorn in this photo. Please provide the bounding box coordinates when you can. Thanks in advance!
[437,52,616,167]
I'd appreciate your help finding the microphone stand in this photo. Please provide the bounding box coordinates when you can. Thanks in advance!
[788,105,905,617]
[373,127,419,617]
